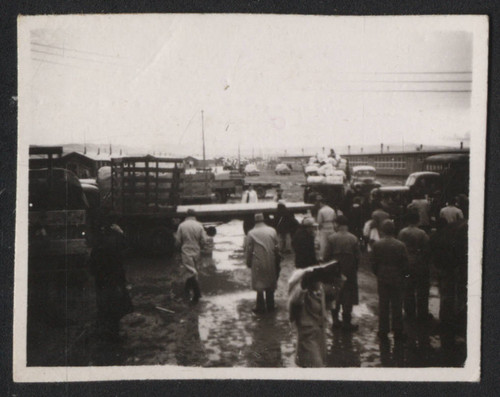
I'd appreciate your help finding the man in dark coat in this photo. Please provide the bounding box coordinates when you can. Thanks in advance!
[89,222,133,342]
[274,202,299,254]
[348,196,365,241]
[371,220,409,340]
[324,215,361,331]
[430,217,468,342]
[292,217,318,269]
[398,210,431,321]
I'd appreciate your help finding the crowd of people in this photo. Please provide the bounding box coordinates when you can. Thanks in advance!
[286,193,468,367]
[87,187,468,367]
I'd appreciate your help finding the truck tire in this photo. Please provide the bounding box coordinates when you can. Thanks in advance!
[221,191,228,203]
[256,187,266,199]
[214,191,228,203]
[123,225,139,252]
[147,227,176,257]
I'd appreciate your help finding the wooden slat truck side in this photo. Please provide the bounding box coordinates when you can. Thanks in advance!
[107,155,313,256]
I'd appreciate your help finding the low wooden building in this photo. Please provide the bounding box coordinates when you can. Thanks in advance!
[341,149,469,177]
[59,152,111,179]
[184,156,216,169]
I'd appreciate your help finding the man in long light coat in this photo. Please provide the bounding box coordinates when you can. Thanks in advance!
[176,209,206,304]
[316,195,339,261]
[241,184,259,203]
[246,213,280,313]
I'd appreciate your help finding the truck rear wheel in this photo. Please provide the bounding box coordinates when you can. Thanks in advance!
[214,191,228,203]
[147,227,176,257]
[256,187,266,199]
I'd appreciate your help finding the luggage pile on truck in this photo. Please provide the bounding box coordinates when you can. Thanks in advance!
[303,150,348,208]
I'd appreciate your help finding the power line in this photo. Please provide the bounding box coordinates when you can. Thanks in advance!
[31,57,101,72]
[361,89,471,93]
[31,46,124,66]
[31,41,119,59]
[363,71,472,75]
[352,80,472,83]
[294,87,471,93]
[31,48,62,56]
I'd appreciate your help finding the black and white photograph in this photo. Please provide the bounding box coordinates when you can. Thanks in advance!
[14,14,487,381]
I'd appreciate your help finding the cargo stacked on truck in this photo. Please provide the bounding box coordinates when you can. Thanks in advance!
[185,167,243,204]
[188,166,280,202]
[302,151,348,209]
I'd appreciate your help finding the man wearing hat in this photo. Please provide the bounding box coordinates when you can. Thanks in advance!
[316,195,340,261]
[371,219,410,341]
[242,184,259,203]
[246,213,280,313]
[176,209,207,304]
[324,215,361,331]
[274,201,299,254]
[292,217,318,269]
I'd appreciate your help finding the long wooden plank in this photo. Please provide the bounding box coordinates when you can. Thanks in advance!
[243,182,281,188]
[112,156,185,163]
[176,202,313,217]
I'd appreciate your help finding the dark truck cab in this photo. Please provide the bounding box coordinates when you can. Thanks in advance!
[404,171,441,199]
[423,153,469,203]
[27,147,91,350]
[29,147,90,261]
[403,153,469,203]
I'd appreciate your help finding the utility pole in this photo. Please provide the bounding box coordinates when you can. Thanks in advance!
[201,110,208,195]
[83,129,87,155]
[238,141,241,172]
[201,110,206,167]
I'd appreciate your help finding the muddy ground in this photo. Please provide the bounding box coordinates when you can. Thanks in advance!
[28,217,466,368]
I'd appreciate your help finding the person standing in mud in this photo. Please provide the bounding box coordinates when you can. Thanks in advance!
[439,197,464,224]
[246,213,280,314]
[324,215,361,331]
[274,201,299,254]
[288,265,336,367]
[241,184,259,203]
[89,220,133,343]
[292,217,318,269]
[316,195,339,261]
[176,209,207,304]
[371,220,409,341]
[430,217,468,345]
[408,193,431,233]
[398,210,431,322]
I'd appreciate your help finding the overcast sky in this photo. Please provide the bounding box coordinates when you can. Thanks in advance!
[20,15,474,157]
